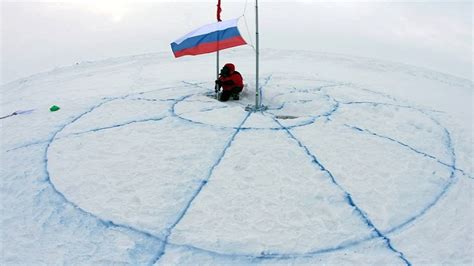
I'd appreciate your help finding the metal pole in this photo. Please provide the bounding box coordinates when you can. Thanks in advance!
[255,0,259,109]
[217,0,222,84]
[216,21,220,99]
[217,50,220,79]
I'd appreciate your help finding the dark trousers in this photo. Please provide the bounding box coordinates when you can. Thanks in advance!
[219,87,243,102]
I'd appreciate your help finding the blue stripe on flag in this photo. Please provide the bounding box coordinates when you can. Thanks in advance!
[171,27,241,53]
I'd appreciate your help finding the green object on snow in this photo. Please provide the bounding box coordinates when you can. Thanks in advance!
[50,105,60,112]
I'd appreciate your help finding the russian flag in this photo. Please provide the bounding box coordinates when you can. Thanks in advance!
[171,18,247,58]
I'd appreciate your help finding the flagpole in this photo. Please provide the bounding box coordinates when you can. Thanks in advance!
[215,39,220,99]
[216,0,222,99]
[255,0,259,109]
[217,49,220,80]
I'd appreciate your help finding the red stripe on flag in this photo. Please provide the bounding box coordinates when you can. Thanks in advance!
[173,36,246,58]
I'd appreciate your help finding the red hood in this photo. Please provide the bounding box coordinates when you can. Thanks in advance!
[224,63,235,74]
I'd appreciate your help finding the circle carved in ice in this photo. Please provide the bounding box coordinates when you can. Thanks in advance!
[47,80,455,257]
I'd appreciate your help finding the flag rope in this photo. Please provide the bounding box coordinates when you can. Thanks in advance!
[240,0,256,51]
[241,14,256,52]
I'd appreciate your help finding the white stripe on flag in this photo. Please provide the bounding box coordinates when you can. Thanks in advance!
[173,18,240,45]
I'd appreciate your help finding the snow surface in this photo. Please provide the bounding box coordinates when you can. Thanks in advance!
[1,49,473,265]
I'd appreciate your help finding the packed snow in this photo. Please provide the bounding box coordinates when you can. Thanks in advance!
[1,49,472,265]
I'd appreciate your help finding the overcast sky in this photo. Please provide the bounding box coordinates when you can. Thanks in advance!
[1,0,472,84]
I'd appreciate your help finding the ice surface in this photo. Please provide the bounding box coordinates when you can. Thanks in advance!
[170,129,374,255]
[1,50,472,265]
[292,120,454,231]
[49,119,235,237]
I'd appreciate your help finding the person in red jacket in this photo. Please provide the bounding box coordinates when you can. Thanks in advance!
[215,63,244,102]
